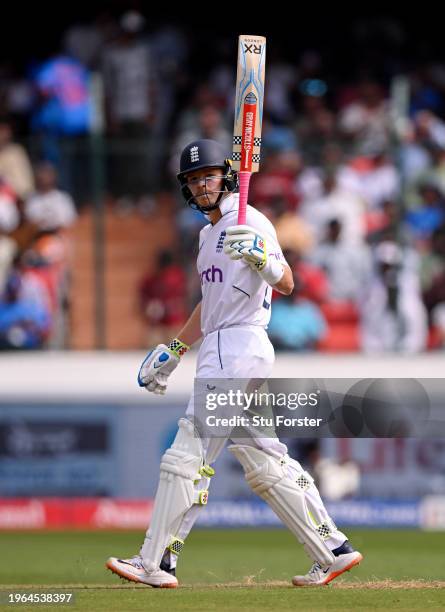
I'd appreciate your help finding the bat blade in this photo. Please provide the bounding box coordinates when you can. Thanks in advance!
[232,34,266,224]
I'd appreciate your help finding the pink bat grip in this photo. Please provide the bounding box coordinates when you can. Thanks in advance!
[237,171,252,224]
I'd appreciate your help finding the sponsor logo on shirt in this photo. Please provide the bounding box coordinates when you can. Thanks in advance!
[216,231,226,253]
[200,265,223,284]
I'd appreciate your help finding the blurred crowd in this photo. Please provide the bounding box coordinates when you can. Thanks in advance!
[0,120,76,349]
[1,13,445,351]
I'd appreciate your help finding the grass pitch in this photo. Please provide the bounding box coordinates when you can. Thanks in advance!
[1,529,444,610]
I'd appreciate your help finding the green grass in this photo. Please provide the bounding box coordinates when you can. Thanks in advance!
[1,529,444,610]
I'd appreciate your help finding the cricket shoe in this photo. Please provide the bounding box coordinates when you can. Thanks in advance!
[292,540,363,587]
[106,555,178,588]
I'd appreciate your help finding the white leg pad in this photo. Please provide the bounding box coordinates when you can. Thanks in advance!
[229,444,335,567]
[141,418,204,571]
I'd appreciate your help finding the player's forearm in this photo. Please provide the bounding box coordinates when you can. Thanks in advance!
[176,301,203,347]
[273,265,294,296]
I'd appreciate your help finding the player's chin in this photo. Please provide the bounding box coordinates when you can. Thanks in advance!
[196,196,217,210]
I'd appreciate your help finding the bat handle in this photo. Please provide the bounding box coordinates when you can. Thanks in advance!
[237,171,251,225]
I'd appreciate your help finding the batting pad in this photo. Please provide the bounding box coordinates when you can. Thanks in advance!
[229,444,335,567]
[141,418,205,571]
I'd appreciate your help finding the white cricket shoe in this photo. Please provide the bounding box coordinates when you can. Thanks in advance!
[106,555,178,588]
[292,550,363,587]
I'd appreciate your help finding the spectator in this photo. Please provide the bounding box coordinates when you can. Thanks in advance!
[261,116,299,156]
[360,241,428,352]
[294,84,338,164]
[431,303,445,346]
[0,235,16,296]
[366,199,404,245]
[0,179,19,293]
[268,292,327,350]
[250,149,302,213]
[31,56,91,139]
[0,63,34,137]
[208,61,235,112]
[296,143,362,202]
[4,17,445,355]
[338,79,391,155]
[171,105,231,178]
[102,11,157,201]
[0,179,19,233]
[398,117,436,185]
[405,181,445,243]
[172,83,221,136]
[310,218,372,302]
[422,223,445,345]
[0,117,34,199]
[409,69,445,117]
[412,110,445,149]
[425,144,445,197]
[299,168,366,244]
[150,25,189,138]
[348,145,400,210]
[274,208,314,254]
[30,53,92,203]
[176,204,207,257]
[0,261,52,350]
[63,13,117,70]
[265,59,297,124]
[139,250,188,346]
[285,248,329,305]
[25,162,77,232]
[268,250,328,350]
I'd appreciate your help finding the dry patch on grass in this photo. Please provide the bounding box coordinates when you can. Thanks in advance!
[2,579,445,591]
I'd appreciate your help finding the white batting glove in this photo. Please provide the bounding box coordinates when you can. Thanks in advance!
[137,339,189,395]
[224,224,285,286]
[223,225,267,270]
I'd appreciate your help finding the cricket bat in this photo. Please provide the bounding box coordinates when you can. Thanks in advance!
[232,34,266,224]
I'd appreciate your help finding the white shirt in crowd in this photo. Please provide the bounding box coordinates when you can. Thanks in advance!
[0,192,19,233]
[360,250,428,353]
[197,192,287,336]
[0,144,35,199]
[310,240,372,302]
[299,187,366,245]
[25,189,77,231]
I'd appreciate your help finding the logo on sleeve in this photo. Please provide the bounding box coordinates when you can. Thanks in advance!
[216,230,226,253]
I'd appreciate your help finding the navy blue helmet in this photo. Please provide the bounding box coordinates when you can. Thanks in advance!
[177,139,238,213]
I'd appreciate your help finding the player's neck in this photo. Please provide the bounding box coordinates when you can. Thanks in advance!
[208,208,222,225]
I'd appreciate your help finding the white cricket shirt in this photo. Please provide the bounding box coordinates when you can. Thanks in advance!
[197,193,287,336]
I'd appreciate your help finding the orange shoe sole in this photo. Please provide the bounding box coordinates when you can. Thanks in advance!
[323,552,363,585]
[292,553,363,587]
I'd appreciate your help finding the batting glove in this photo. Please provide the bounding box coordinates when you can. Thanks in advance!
[224,225,284,286]
[138,338,189,395]
[223,225,267,270]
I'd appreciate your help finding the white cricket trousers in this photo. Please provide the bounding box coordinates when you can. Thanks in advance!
[171,325,347,552]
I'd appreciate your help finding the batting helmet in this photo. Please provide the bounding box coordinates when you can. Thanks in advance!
[177,139,238,213]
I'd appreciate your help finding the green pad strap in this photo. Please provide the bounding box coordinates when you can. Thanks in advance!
[199,464,215,478]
